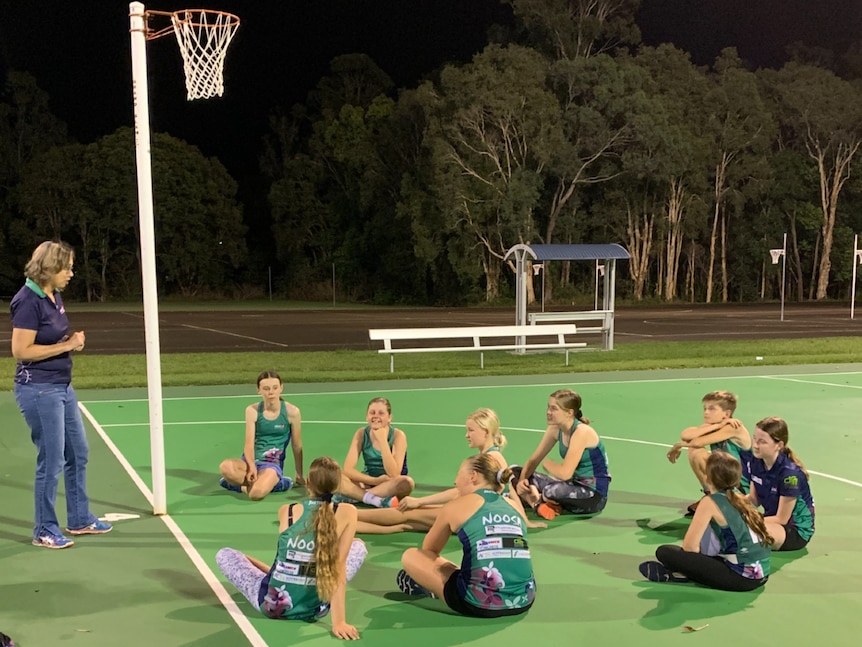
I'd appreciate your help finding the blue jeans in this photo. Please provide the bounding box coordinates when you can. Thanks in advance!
[14,382,97,538]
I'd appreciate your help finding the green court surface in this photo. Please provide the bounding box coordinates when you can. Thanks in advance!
[2,364,860,646]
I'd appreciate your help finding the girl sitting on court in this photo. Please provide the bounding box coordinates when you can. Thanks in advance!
[745,416,815,551]
[512,389,611,520]
[215,457,367,640]
[337,397,414,508]
[218,370,303,500]
[396,453,537,617]
[354,408,544,533]
[640,451,772,591]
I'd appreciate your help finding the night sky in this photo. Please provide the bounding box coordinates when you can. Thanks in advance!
[1,1,860,180]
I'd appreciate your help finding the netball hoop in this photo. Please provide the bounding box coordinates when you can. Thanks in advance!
[128,3,240,515]
[143,8,240,100]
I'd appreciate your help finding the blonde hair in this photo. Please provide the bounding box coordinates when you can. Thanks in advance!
[756,416,808,480]
[463,453,512,493]
[550,389,590,425]
[24,241,74,287]
[467,408,507,450]
[307,456,343,601]
[702,390,737,415]
[706,452,774,547]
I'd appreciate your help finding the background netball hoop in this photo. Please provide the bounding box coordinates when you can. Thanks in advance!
[770,234,787,322]
[144,8,240,100]
[128,2,240,515]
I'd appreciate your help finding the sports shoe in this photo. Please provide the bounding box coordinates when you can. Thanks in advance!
[33,532,74,549]
[638,561,690,583]
[332,493,358,504]
[535,501,562,520]
[219,477,243,493]
[396,569,435,597]
[271,476,293,493]
[685,500,700,518]
[380,496,399,509]
[66,520,113,535]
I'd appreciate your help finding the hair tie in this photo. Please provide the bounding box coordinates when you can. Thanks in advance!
[576,409,583,419]
[495,468,507,485]
[320,492,333,503]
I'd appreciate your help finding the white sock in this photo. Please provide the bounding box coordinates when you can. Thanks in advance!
[362,492,383,507]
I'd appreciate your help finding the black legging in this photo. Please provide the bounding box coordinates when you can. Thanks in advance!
[655,545,767,592]
[511,467,607,515]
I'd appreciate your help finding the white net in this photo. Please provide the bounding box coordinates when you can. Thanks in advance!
[171,10,239,100]
[769,249,784,265]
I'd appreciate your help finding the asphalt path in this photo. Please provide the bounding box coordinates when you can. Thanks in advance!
[1,303,860,355]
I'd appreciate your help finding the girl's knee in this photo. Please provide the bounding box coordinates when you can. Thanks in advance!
[394,476,415,497]
[247,489,267,501]
[401,547,421,570]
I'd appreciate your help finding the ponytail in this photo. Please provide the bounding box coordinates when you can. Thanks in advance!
[725,488,774,547]
[551,389,590,425]
[465,453,512,493]
[307,457,344,602]
[706,451,774,547]
[467,408,507,450]
[783,447,809,480]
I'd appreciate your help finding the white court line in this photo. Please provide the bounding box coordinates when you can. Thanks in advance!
[79,403,268,647]
[93,416,861,490]
[77,369,862,404]
[762,376,862,390]
[180,323,291,348]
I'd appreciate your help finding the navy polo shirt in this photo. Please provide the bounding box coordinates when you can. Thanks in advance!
[746,452,815,541]
[10,278,73,384]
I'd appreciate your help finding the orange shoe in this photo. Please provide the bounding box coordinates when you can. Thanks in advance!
[535,501,562,520]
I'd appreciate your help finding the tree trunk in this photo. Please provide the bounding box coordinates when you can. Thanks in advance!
[808,231,820,301]
[720,210,729,302]
[789,212,804,301]
[663,178,686,301]
[482,254,500,301]
[626,205,654,301]
[812,142,860,299]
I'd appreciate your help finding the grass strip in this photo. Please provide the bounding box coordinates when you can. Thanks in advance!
[2,337,860,390]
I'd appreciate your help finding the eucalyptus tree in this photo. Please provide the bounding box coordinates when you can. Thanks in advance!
[631,45,712,301]
[703,49,775,302]
[266,55,414,300]
[761,63,862,299]
[507,0,641,60]
[428,44,560,301]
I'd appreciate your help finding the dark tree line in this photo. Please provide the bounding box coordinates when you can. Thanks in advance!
[3,1,862,305]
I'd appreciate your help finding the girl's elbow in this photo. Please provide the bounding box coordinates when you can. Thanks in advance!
[681,542,699,553]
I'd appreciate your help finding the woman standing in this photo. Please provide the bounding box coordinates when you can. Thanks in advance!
[11,241,111,549]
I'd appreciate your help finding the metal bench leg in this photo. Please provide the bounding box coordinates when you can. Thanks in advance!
[566,349,570,366]
[390,354,394,373]
[480,351,484,369]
